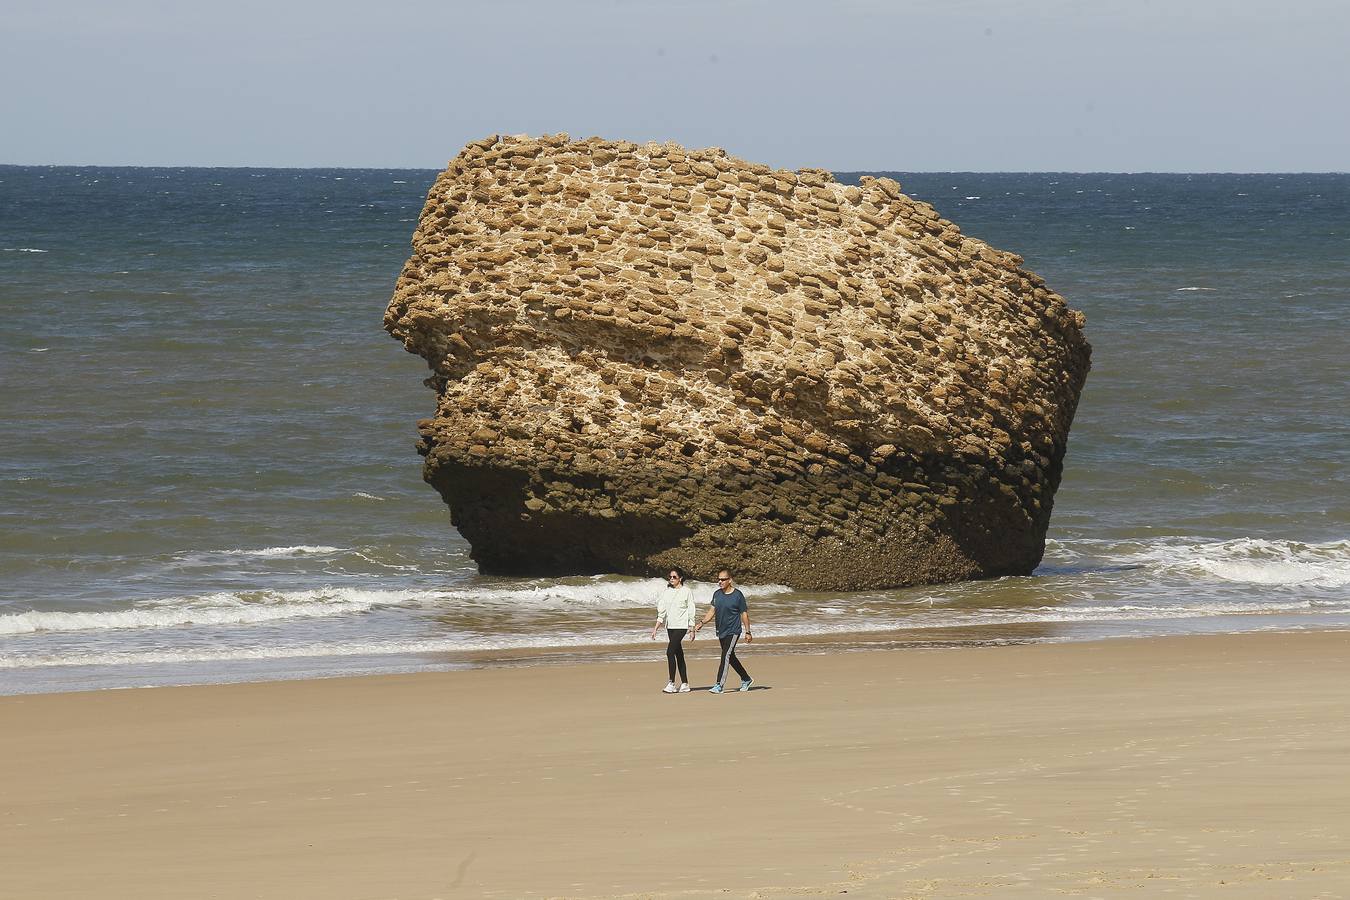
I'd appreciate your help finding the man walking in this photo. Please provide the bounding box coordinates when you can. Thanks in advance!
[693,568,753,693]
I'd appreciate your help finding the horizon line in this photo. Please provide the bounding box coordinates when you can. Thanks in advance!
[2,162,1347,176]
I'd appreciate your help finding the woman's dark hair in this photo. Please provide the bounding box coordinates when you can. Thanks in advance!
[667,567,687,585]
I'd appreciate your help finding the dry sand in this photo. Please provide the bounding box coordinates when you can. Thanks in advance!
[3,630,1350,899]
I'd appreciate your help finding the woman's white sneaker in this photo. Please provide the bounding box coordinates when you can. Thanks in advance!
[662,682,677,693]
[678,683,691,693]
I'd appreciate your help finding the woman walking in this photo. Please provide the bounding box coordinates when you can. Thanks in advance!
[651,568,695,693]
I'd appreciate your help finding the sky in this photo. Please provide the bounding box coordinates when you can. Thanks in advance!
[2,0,1347,171]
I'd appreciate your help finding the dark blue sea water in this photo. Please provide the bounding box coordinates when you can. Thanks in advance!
[2,166,1347,693]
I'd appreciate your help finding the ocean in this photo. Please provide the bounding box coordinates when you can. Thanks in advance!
[2,166,1346,694]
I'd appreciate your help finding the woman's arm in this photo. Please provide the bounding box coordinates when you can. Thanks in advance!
[651,596,667,640]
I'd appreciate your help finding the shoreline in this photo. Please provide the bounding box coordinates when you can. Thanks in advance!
[6,618,1348,697]
[5,629,1350,897]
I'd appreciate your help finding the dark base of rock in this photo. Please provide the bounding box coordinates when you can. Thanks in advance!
[428,463,694,576]
[428,459,1050,591]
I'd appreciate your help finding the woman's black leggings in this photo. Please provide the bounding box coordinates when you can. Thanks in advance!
[666,629,688,682]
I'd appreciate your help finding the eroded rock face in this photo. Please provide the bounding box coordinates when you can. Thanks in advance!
[385,134,1090,590]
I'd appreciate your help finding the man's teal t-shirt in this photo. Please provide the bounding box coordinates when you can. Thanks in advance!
[711,588,747,638]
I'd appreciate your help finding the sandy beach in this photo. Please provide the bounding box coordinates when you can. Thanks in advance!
[4,630,1350,898]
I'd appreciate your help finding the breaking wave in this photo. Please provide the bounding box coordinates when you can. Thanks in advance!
[1117,537,1350,588]
[222,545,346,557]
[0,577,796,638]
[0,587,420,636]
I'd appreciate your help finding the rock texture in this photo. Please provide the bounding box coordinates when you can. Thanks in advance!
[385,134,1090,590]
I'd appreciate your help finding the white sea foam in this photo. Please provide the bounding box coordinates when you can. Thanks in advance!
[3,247,49,253]
[352,492,385,501]
[1118,537,1350,588]
[424,577,794,611]
[0,577,796,638]
[0,617,922,670]
[1175,286,1218,291]
[0,587,420,636]
[225,545,346,557]
[997,599,1335,621]
[0,634,601,669]
[1045,536,1350,588]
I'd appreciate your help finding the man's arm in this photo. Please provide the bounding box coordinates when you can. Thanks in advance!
[693,604,715,635]
[741,609,752,643]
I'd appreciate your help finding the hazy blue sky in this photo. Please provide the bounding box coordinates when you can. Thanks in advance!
[3,0,1347,171]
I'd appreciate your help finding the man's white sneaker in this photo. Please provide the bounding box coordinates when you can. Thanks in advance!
[678,683,691,693]
[662,682,677,693]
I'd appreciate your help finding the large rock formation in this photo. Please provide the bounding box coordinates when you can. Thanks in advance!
[385,134,1090,590]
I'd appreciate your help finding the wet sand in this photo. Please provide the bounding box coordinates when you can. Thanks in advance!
[4,630,1350,898]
